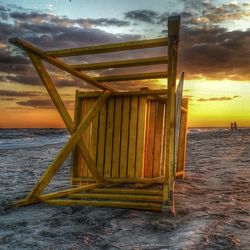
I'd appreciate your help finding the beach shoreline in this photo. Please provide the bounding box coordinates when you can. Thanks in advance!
[0,128,249,249]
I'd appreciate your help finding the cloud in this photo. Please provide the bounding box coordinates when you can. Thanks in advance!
[16,99,54,109]
[10,11,129,28]
[178,25,250,80]
[1,97,15,101]
[0,2,249,91]
[0,7,140,87]
[16,99,74,109]
[0,90,41,97]
[197,96,239,102]
[180,0,250,25]
[124,10,159,23]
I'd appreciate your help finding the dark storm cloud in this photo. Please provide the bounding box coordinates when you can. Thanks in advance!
[0,90,41,97]
[0,22,13,43]
[124,10,159,23]
[197,96,239,102]
[178,26,250,80]
[0,7,139,88]
[0,49,28,64]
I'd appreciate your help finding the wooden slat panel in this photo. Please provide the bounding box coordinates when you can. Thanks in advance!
[111,97,122,178]
[127,97,139,178]
[96,100,107,177]
[144,101,156,178]
[119,97,130,178]
[153,102,164,177]
[135,97,147,178]
[104,98,115,177]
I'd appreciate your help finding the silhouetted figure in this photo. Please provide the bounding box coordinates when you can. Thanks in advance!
[230,122,234,130]
[234,121,238,130]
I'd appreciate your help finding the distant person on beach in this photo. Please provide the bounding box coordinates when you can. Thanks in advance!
[231,122,234,130]
[234,121,238,130]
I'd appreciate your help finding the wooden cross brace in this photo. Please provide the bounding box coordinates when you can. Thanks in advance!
[8,38,114,202]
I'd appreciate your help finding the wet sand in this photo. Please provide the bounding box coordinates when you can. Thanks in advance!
[0,129,249,249]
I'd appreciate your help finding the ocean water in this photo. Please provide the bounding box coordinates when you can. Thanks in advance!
[0,127,248,150]
[0,128,69,150]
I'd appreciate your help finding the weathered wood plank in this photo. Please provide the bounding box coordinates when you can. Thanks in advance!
[68,193,162,202]
[111,97,122,178]
[176,98,188,179]
[94,72,167,82]
[44,37,168,57]
[174,72,184,176]
[85,98,93,177]
[135,96,147,178]
[163,16,180,213]
[71,90,81,184]
[81,98,88,177]
[153,102,164,177]
[14,183,105,207]
[91,98,99,176]
[45,199,162,211]
[144,101,156,178]
[127,97,139,178]
[104,98,115,177]
[89,188,162,195]
[119,97,130,178]
[72,56,168,70]
[78,89,168,98]
[73,177,164,184]
[96,101,107,177]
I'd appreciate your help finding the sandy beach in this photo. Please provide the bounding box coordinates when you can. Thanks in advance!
[0,128,249,249]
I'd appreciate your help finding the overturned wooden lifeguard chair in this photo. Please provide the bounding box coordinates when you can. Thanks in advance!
[9,16,188,213]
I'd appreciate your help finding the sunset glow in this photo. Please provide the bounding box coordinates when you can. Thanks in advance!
[0,0,249,128]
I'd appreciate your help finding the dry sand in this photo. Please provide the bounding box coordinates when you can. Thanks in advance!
[0,128,249,249]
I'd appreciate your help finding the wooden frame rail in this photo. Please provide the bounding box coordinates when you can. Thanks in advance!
[45,37,168,57]
[72,56,168,70]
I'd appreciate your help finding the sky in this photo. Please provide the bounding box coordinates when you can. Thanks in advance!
[0,0,249,128]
